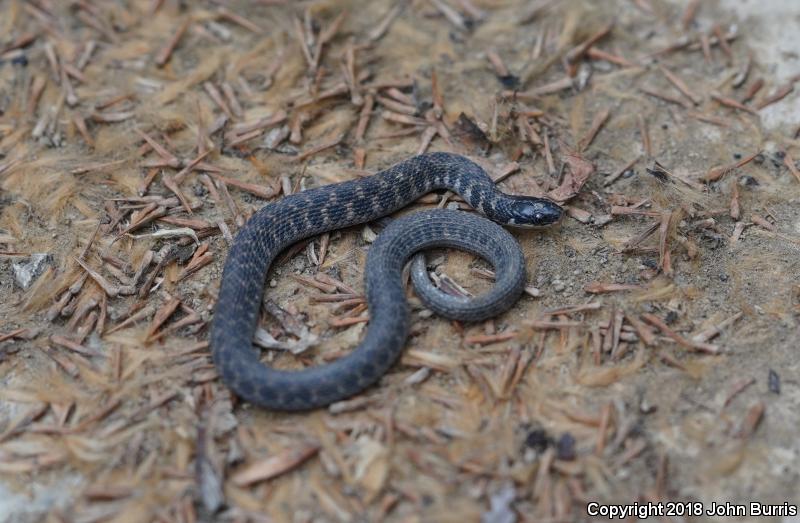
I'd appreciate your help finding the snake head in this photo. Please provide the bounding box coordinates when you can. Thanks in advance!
[505,197,563,228]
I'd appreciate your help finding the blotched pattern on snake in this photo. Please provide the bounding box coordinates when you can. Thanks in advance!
[210,152,562,410]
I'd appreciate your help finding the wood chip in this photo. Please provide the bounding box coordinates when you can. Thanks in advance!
[232,444,320,486]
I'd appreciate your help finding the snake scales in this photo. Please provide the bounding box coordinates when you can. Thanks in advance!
[210,152,562,410]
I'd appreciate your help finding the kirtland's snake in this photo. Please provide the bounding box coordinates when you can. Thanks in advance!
[210,152,562,410]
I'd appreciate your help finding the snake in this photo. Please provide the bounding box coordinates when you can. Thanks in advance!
[210,152,563,410]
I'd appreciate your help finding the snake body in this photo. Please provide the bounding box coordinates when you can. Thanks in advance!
[210,152,562,410]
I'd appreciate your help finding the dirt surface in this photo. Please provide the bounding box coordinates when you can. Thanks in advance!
[1,0,799,522]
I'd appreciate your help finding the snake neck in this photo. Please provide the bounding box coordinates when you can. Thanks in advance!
[419,152,562,227]
[416,152,514,222]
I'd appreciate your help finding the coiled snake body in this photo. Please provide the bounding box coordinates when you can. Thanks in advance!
[210,152,562,410]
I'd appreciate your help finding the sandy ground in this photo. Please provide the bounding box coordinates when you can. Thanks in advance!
[1,0,799,522]
[720,0,800,130]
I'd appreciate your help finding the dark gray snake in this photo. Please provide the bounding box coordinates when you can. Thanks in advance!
[210,152,562,410]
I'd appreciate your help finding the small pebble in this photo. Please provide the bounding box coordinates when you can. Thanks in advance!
[556,433,576,461]
[362,225,377,243]
[193,183,207,197]
[525,429,551,453]
[498,74,519,89]
[768,369,780,394]
[739,175,759,187]
[594,214,613,226]
[269,279,277,288]
[524,285,541,297]
[552,280,566,292]
[263,125,290,149]
[12,253,51,289]
[640,398,657,414]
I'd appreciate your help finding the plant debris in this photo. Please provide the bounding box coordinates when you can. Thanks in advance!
[1,0,798,521]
